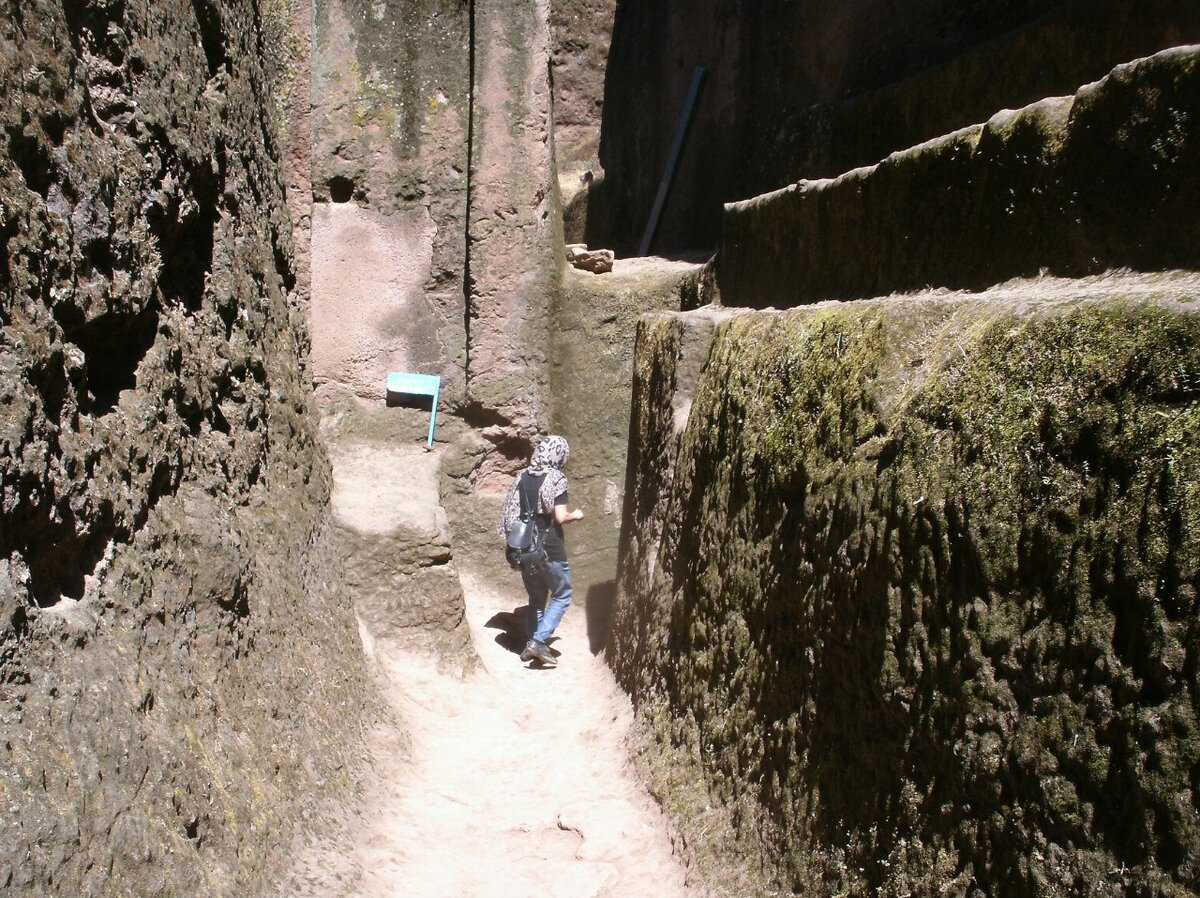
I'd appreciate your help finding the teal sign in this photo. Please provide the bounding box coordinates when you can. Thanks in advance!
[386,372,442,447]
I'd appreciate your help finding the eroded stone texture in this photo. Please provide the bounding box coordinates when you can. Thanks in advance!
[612,283,1200,897]
[306,0,565,501]
[274,0,314,316]
[329,439,471,663]
[549,0,615,175]
[549,258,700,634]
[717,47,1200,308]
[319,395,473,664]
[0,1,373,894]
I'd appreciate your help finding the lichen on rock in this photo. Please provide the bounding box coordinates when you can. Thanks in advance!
[611,283,1200,896]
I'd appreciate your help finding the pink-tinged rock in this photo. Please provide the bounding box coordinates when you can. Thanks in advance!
[280,0,313,310]
[569,248,615,273]
[311,203,441,403]
[309,0,470,406]
[466,0,559,436]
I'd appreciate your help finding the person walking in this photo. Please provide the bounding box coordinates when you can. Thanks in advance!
[498,435,584,667]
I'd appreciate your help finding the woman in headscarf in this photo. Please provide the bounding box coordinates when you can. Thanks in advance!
[498,435,584,667]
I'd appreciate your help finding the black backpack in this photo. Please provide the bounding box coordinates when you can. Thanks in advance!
[505,473,548,570]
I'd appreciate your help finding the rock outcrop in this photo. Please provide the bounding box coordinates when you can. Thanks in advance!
[613,281,1200,897]
[591,0,1199,255]
[717,46,1200,307]
[0,2,373,894]
[309,0,471,408]
[320,398,473,665]
[306,0,563,498]
[551,258,702,636]
[609,43,1200,898]
[550,0,615,176]
[463,0,560,449]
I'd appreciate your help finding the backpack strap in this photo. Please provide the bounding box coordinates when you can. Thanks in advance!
[517,472,537,519]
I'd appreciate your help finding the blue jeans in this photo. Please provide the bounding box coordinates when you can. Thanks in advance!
[521,560,572,644]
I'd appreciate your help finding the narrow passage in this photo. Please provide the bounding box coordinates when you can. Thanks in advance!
[282,565,700,898]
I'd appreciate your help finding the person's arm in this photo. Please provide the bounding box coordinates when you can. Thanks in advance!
[553,503,584,524]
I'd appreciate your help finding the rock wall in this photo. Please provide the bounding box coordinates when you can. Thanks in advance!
[274,0,313,314]
[592,0,1200,254]
[465,0,559,468]
[550,0,615,175]
[307,0,563,496]
[310,0,470,406]
[549,259,699,635]
[717,46,1200,308]
[605,17,1200,898]
[551,0,615,246]
[0,1,374,894]
[612,284,1200,897]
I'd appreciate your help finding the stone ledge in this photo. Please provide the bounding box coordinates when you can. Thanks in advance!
[717,46,1200,308]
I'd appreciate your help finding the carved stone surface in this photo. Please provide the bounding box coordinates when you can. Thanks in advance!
[593,0,1200,254]
[717,47,1200,308]
[309,0,471,408]
[612,248,1200,898]
[0,2,375,894]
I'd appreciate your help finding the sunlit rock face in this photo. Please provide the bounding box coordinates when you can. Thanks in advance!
[309,0,471,410]
[0,2,373,894]
[307,0,561,490]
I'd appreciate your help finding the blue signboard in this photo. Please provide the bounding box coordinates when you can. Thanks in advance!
[386,372,441,447]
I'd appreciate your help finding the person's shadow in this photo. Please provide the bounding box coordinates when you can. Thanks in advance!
[484,606,527,654]
[488,581,617,656]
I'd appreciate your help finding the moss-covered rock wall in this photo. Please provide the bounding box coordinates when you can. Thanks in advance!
[611,283,1200,896]
[0,1,374,894]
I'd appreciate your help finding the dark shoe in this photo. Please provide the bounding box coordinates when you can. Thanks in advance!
[519,641,535,663]
[525,639,557,667]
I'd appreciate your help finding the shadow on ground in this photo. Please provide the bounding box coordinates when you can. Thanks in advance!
[483,607,563,672]
[486,579,614,659]
[485,606,527,654]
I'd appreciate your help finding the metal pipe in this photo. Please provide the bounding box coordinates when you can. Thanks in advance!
[639,66,707,257]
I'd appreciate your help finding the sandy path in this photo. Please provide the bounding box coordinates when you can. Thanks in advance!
[280,565,701,898]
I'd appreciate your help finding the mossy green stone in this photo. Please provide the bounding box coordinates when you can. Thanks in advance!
[613,292,1200,896]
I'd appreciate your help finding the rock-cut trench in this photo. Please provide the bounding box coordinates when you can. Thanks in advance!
[277,442,700,898]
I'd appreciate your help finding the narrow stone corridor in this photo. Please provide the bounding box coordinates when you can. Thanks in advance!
[279,565,700,898]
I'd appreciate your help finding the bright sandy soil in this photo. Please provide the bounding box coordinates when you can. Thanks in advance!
[278,564,702,898]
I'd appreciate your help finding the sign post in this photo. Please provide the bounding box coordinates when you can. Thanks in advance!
[385,372,442,448]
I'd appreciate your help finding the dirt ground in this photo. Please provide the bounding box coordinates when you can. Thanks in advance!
[276,561,702,898]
